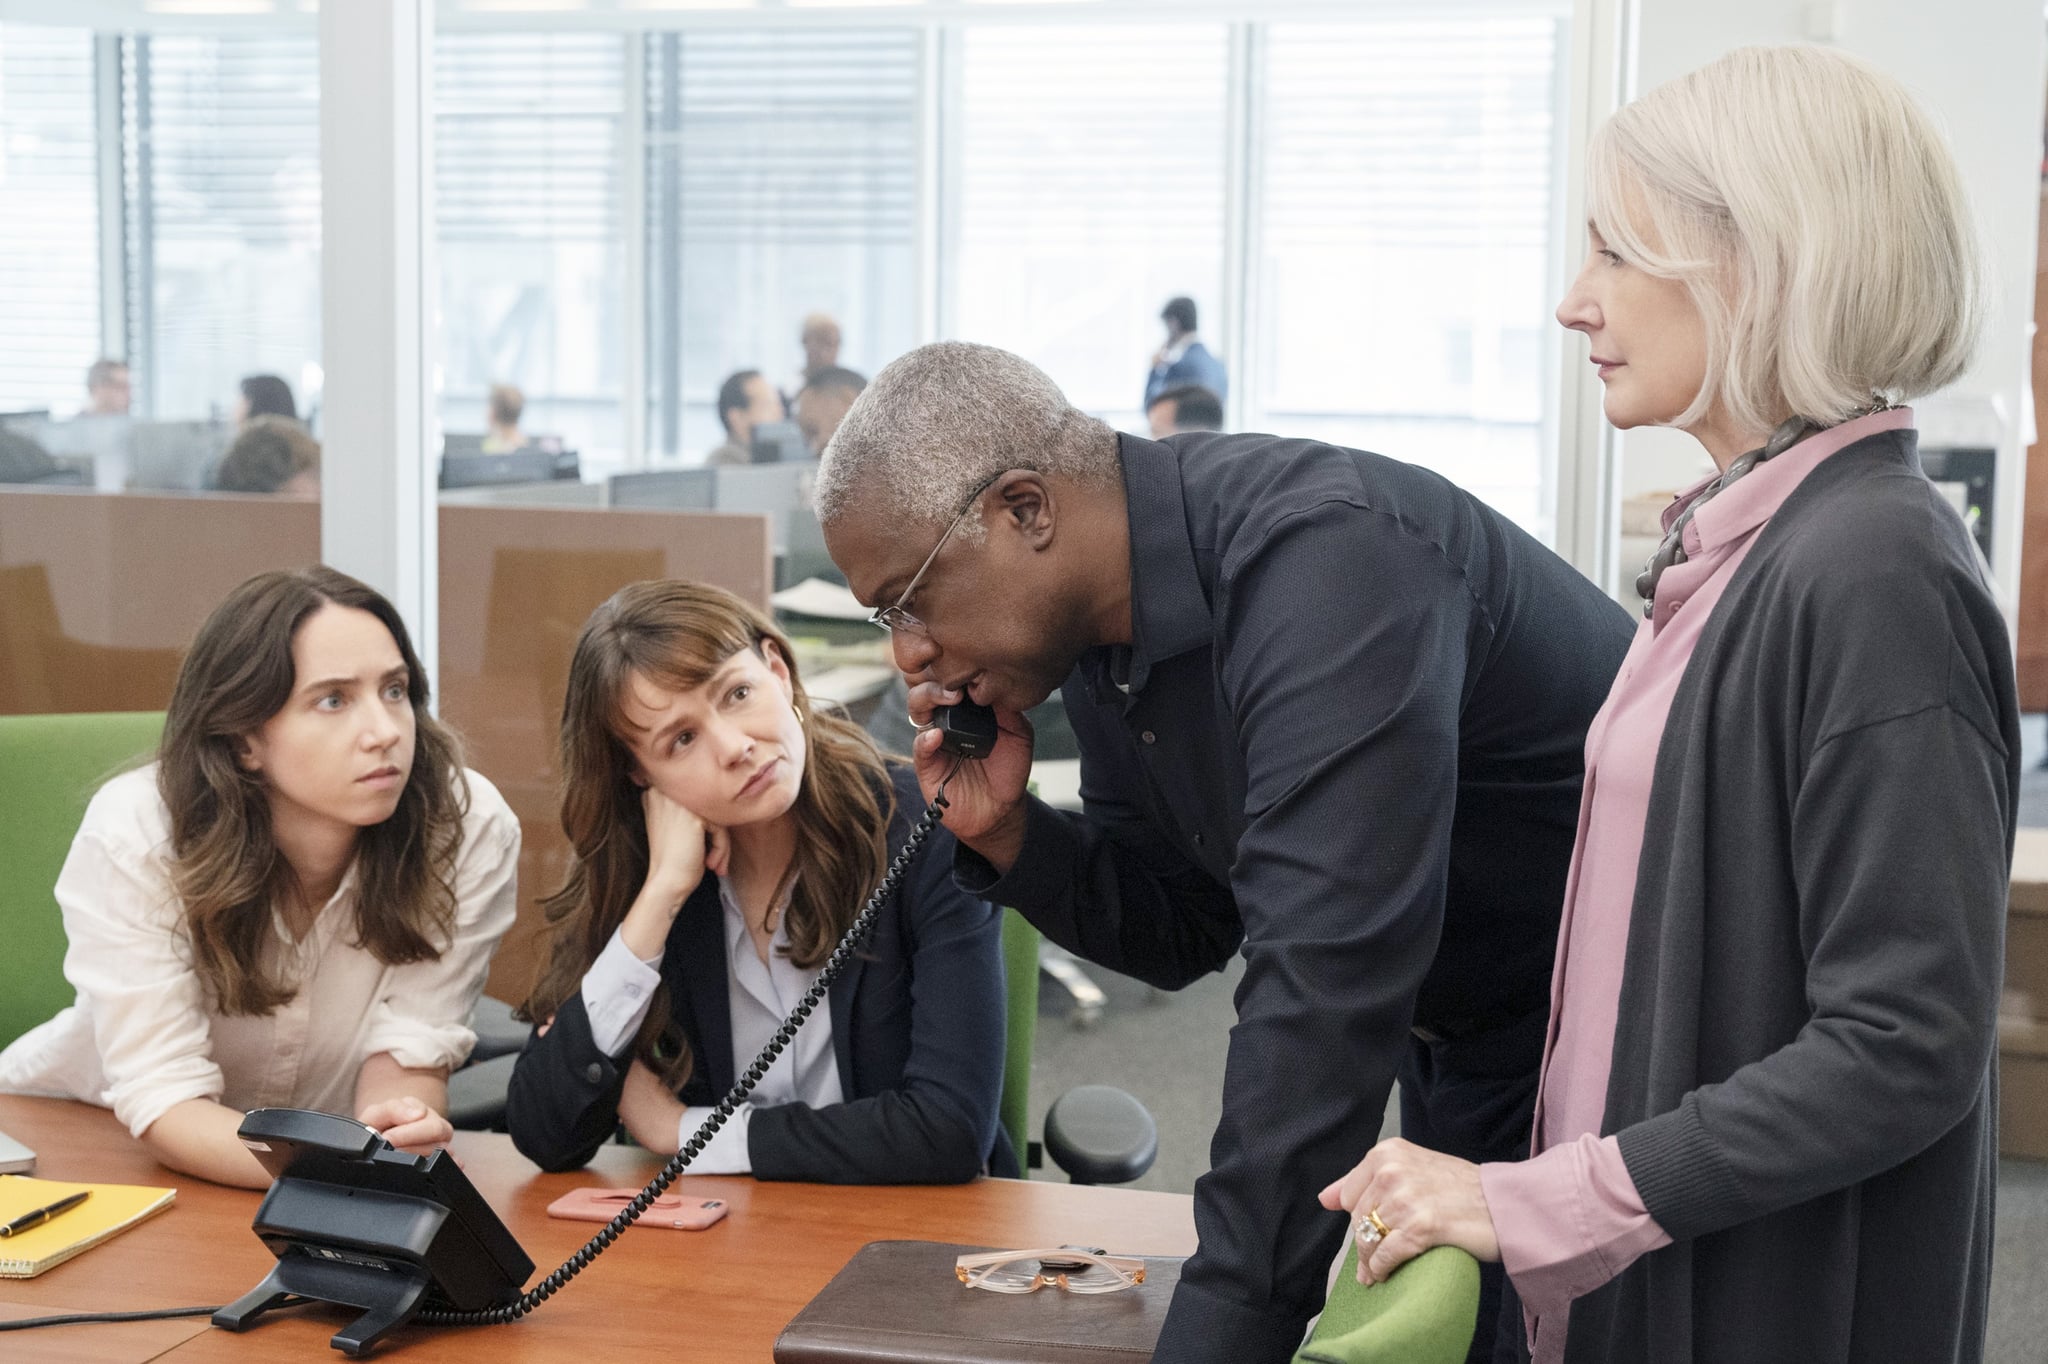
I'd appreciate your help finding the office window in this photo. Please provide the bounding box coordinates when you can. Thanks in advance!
[0,25,101,417]
[437,32,626,465]
[1255,19,1561,536]
[643,28,920,462]
[953,24,1228,433]
[124,34,322,423]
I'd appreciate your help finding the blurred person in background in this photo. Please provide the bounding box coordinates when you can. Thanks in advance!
[1146,384,1224,439]
[215,415,320,497]
[1144,296,1228,410]
[796,367,867,457]
[483,384,527,453]
[708,370,788,466]
[234,374,298,430]
[84,358,131,417]
[799,313,843,389]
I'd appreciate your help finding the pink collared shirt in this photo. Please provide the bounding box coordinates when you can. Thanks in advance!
[1476,408,1915,1362]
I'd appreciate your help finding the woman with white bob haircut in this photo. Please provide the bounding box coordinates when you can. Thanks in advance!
[1319,45,2013,1364]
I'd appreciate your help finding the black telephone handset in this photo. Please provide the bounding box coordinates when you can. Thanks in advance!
[218,745,969,1354]
[930,699,999,759]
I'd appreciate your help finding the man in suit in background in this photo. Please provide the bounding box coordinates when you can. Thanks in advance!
[1144,296,1228,410]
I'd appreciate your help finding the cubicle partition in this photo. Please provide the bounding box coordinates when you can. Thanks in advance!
[0,487,318,714]
[437,502,774,1003]
[608,459,836,587]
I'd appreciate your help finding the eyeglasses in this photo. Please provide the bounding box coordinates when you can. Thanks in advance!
[954,1247,1147,1295]
[867,475,1001,637]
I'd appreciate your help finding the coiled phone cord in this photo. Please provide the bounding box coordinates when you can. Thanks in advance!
[417,763,960,1328]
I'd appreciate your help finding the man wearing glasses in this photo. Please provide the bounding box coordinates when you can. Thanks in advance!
[817,342,1633,1364]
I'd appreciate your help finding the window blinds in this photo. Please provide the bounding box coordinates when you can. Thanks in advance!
[0,25,101,415]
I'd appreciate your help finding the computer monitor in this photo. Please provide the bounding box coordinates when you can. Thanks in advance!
[608,467,718,510]
[130,419,232,491]
[440,448,563,489]
[748,420,809,465]
[441,434,579,486]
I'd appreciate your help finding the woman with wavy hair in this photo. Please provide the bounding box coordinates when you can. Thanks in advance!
[0,566,519,1188]
[506,581,1012,1182]
[1319,46,2011,1364]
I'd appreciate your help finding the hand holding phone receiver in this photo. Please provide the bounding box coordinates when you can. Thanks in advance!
[930,700,1000,760]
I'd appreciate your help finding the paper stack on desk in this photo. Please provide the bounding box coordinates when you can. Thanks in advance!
[0,1174,175,1277]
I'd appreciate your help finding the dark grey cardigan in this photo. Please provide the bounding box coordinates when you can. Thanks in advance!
[1562,429,2016,1364]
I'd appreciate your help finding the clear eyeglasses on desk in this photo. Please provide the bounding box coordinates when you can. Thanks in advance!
[954,1246,1147,1295]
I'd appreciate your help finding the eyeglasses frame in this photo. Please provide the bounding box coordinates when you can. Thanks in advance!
[866,473,1004,635]
[953,1247,1148,1295]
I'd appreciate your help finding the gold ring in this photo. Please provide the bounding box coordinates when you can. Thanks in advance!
[1355,1206,1392,1249]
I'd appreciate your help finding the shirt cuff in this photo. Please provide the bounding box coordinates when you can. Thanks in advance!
[677,1103,753,1176]
[579,928,664,1059]
[1478,1133,1673,1320]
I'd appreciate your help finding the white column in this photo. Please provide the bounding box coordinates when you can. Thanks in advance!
[620,33,649,471]
[318,0,436,680]
[1550,0,1627,590]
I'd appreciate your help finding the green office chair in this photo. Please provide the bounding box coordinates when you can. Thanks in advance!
[0,711,166,1049]
[998,908,1157,1184]
[1293,1240,1480,1364]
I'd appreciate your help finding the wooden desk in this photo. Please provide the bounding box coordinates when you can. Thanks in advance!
[0,1097,1194,1362]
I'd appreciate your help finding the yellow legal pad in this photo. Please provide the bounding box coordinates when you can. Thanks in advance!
[0,1174,176,1278]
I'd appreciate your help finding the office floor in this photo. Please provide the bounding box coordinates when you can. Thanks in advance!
[1023,716,2048,1363]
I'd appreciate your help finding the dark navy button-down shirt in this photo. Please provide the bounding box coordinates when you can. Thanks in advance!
[960,431,1633,1362]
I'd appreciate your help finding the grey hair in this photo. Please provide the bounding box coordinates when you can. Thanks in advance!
[1588,44,1981,435]
[813,341,1119,535]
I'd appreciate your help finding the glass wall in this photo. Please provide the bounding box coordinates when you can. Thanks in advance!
[0,19,321,720]
[0,26,100,419]
[436,31,626,467]
[951,24,1230,435]
[643,27,921,464]
[1254,17,1561,534]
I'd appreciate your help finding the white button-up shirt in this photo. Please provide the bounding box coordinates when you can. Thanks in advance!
[580,877,842,1174]
[0,764,521,1137]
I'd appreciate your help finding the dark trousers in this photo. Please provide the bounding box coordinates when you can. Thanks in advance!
[1398,1006,1549,1364]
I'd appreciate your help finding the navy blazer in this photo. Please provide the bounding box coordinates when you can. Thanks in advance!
[506,761,1014,1182]
[1144,339,1229,408]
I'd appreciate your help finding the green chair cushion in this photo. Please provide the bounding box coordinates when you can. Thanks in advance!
[0,712,166,1048]
[1293,1241,1481,1364]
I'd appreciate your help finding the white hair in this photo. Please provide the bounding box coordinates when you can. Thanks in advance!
[813,341,1119,535]
[1588,44,1981,435]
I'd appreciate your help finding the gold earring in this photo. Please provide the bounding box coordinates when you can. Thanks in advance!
[792,700,805,724]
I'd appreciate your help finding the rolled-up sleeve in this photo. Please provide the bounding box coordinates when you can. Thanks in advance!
[360,774,521,1071]
[56,824,227,1140]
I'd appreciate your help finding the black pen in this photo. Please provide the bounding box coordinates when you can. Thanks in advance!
[0,1190,90,1237]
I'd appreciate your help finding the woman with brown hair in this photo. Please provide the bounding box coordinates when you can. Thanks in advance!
[0,566,519,1188]
[505,581,1012,1182]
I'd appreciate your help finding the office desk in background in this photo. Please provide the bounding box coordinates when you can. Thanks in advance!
[0,1096,1195,1363]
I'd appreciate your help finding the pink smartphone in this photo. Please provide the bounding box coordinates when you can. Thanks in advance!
[545,1187,729,1231]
